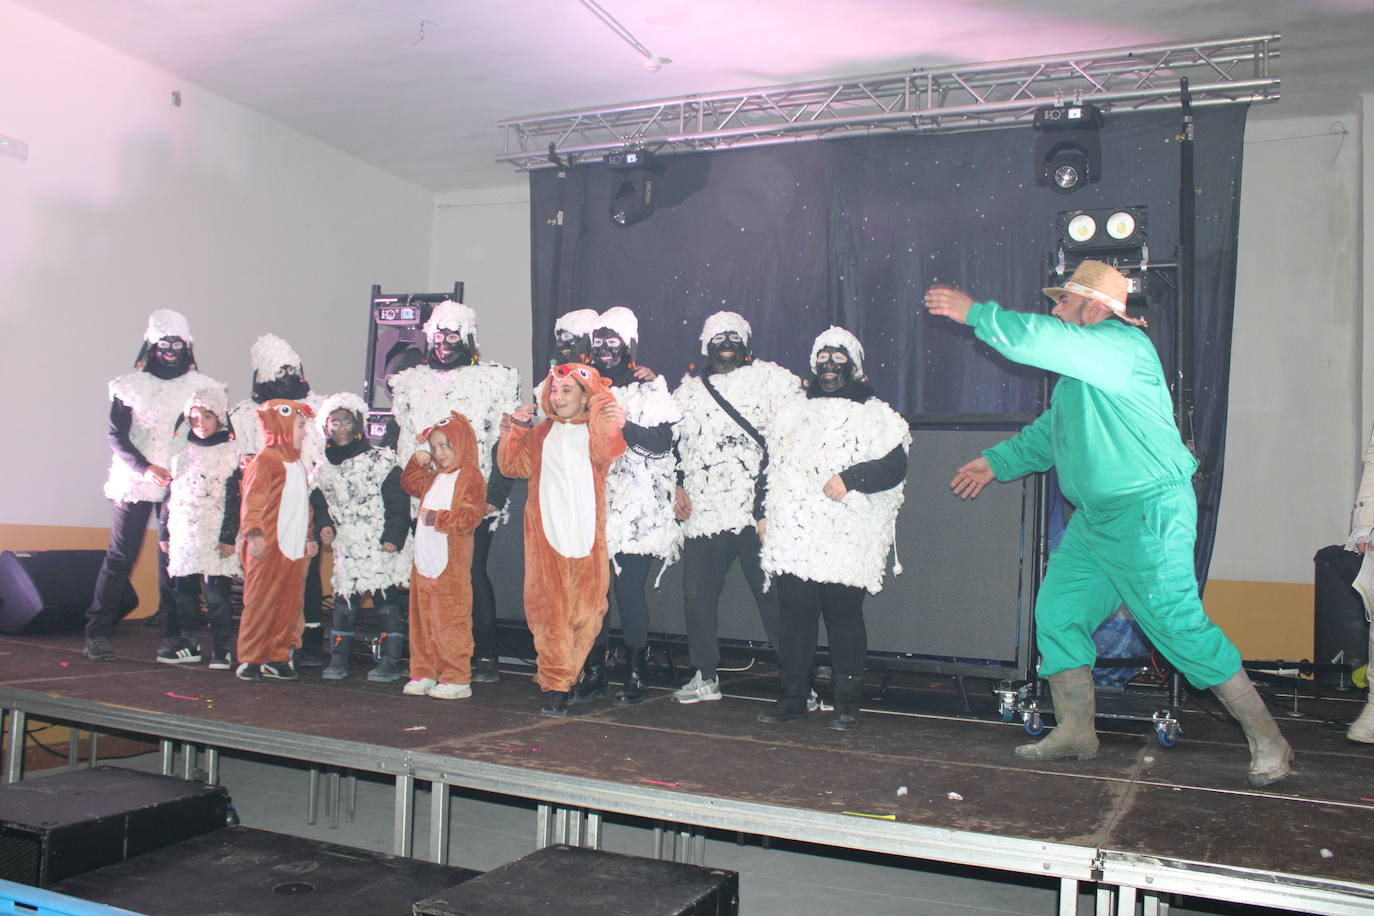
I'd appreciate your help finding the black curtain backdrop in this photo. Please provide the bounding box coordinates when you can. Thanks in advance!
[529,107,1245,582]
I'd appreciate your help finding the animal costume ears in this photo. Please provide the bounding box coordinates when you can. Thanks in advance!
[256,399,313,449]
[545,363,612,396]
[416,411,478,467]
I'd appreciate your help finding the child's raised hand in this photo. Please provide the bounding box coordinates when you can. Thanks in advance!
[413,450,432,468]
[305,540,319,559]
[319,525,335,545]
[599,399,626,429]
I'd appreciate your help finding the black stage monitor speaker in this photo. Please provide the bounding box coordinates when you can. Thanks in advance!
[0,766,228,887]
[0,550,138,635]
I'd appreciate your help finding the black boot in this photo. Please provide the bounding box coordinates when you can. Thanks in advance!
[614,646,648,706]
[368,631,406,683]
[297,622,325,668]
[570,647,609,704]
[541,690,571,718]
[321,631,353,680]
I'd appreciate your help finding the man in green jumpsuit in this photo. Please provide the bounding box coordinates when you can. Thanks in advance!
[923,260,1291,788]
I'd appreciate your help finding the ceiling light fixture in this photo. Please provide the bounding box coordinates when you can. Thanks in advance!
[577,0,672,72]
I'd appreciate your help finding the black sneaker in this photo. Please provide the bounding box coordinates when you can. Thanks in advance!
[83,636,116,662]
[757,701,809,724]
[261,660,298,681]
[207,647,233,671]
[540,690,571,718]
[235,663,262,681]
[157,637,202,665]
[472,657,501,683]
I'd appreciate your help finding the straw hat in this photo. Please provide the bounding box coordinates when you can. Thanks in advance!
[1043,260,1144,326]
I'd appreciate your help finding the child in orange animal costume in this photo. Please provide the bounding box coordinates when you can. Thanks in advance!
[498,364,626,717]
[237,399,318,682]
[399,411,488,699]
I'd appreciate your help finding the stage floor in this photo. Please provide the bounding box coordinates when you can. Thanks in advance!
[2,625,1372,915]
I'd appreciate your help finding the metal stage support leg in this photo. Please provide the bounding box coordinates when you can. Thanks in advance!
[585,810,602,850]
[160,739,174,776]
[535,805,601,851]
[1141,891,1165,915]
[536,803,552,849]
[394,773,415,857]
[3,709,22,783]
[87,731,98,767]
[1057,878,1080,915]
[955,675,971,713]
[429,781,450,864]
[1115,884,1138,914]
[1095,884,1114,915]
[207,747,220,786]
[182,744,198,781]
[328,770,341,829]
[345,772,357,823]
[67,730,79,769]
[307,768,321,825]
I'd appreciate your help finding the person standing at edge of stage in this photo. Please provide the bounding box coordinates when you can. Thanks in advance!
[86,309,218,663]
[389,301,520,683]
[669,311,803,705]
[923,260,1292,787]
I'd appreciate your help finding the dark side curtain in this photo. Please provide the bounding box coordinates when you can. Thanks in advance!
[528,106,1245,583]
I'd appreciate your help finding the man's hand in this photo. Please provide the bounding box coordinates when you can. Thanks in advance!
[673,486,692,521]
[823,474,848,502]
[247,533,267,559]
[600,399,626,429]
[143,464,172,487]
[1359,540,1370,555]
[217,543,235,558]
[923,285,975,326]
[950,456,995,500]
[319,526,336,545]
[412,450,432,468]
[756,518,767,544]
[381,541,398,553]
[633,365,658,381]
[305,540,319,559]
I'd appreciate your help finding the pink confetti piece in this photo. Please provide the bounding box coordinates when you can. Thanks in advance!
[402,726,427,732]
[58,661,71,667]
[641,779,679,787]
[165,691,199,701]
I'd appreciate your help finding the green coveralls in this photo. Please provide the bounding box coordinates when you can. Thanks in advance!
[970,301,1241,689]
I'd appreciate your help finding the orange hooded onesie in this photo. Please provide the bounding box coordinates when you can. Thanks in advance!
[400,411,488,685]
[497,365,626,692]
[238,399,315,666]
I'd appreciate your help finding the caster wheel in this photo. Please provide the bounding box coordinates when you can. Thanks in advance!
[1023,711,1045,736]
[1155,722,1180,747]
[1000,707,1015,724]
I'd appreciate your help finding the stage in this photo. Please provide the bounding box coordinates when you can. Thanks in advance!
[1,627,1372,915]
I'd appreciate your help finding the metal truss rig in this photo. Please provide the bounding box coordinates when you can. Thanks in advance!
[497,34,1278,169]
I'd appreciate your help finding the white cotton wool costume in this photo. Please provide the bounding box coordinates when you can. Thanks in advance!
[555,308,600,339]
[165,387,242,579]
[228,335,325,469]
[605,375,682,562]
[312,392,414,595]
[389,302,521,521]
[672,359,802,539]
[760,330,909,594]
[697,311,752,355]
[105,310,216,504]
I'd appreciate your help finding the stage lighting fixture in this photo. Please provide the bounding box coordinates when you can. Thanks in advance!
[1056,206,1148,250]
[606,145,662,227]
[606,146,657,172]
[1034,102,1103,194]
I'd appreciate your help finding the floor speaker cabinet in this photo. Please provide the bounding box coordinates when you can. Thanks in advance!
[414,845,739,916]
[0,767,228,887]
[0,550,138,635]
[49,825,480,915]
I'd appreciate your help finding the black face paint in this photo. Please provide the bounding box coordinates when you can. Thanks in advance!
[552,330,590,366]
[153,337,189,368]
[325,409,359,447]
[428,330,473,370]
[591,327,629,372]
[813,347,854,393]
[254,367,310,402]
[706,331,748,374]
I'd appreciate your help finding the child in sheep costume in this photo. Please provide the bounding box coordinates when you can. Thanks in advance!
[668,311,803,704]
[569,307,681,706]
[498,364,627,718]
[389,300,520,683]
[160,385,241,668]
[757,327,910,731]
[399,412,488,699]
[228,333,329,665]
[551,308,600,366]
[236,400,319,682]
[86,309,218,663]
[311,392,413,682]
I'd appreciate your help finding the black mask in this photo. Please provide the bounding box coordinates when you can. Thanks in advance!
[813,347,855,393]
[552,331,591,367]
[144,337,191,378]
[706,331,748,374]
[253,366,310,402]
[591,327,630,372]
[428,330,474,370]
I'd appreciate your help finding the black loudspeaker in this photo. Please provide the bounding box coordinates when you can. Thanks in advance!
[1314,545,1370,686]
[0,550,138,635]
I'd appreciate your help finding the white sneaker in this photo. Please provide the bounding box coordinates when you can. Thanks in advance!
[427,682,472,700]
[672,671,721,704]
[402,677,437,696]
[1349,700,1374,743]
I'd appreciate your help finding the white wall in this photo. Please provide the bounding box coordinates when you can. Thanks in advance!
[428,184,534,393]
[0,0,435,528]
[1211,111,1365,583]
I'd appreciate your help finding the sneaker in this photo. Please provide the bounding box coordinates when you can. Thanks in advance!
[261,660,297,681]
[207,647,233,671]
[157,637,202,665]
[403,677,437,696]
[540,690,571,718]
[671,671,721,704]
[235,663,262,682]
[472,657,501,683]
[807,688,821,712]
[756,700,808,724]
[427,682,473,700]
[83,636,116,662]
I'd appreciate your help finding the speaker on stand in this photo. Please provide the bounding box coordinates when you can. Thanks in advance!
[0,550,138,635]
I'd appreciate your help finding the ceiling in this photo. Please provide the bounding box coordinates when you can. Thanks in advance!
[16,0,1374,192]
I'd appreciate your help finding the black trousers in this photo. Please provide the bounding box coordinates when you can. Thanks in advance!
[332,587,405,634]
[87,499,176,640]
[774,573,867,713]
[682,529,780,678]
[303,550,324,629]
[592,553,653,651]
[172,574,233,648]
[471,521,497,659]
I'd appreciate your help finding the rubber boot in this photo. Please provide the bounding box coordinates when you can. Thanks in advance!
[321,631,353,680]
[1015,666,1099,761]
[1348,625,1374,743]
[1212,670,1293,787]
[297,621,325,668]
[614,646,648,705]
[570,646,609,704]
[368,631,406,683]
